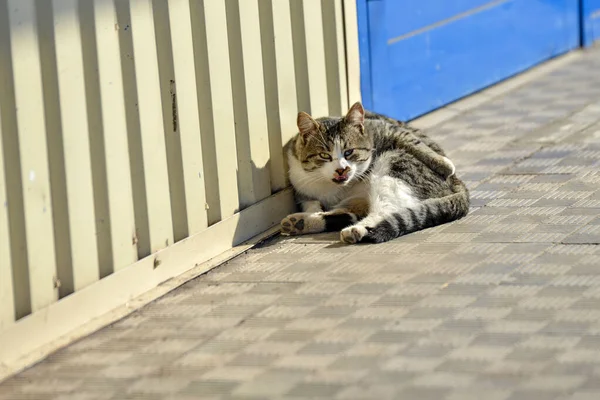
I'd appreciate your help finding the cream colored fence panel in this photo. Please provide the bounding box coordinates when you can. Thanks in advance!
[260,0,298,192]
[289,1,310,113]
[203,0,240,219]
[52,0,100,291]
[93,0,137,271]
[0,113,14,329]
[189,1,218,225]
[302,0,329,116]
[9,0,59,311]
[151,0,185,244]
[0,0,359,376]
[167,0,208,236]
[344,0,362,103]
[323,0,349,115]
[228,0,272,208]
[0,0,28,321]
[130,0,174,252]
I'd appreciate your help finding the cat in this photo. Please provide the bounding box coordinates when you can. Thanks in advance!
[281,101,470,244]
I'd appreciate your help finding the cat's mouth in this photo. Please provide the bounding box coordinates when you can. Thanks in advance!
[332,175,349,184]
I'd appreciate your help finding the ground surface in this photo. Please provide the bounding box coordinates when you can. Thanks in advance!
[3,47,600,400]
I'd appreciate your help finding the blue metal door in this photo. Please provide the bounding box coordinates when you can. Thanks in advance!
[582,0,600,46]
[358,0,581,121]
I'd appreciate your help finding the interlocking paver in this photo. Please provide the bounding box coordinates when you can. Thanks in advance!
[4,47,600,399]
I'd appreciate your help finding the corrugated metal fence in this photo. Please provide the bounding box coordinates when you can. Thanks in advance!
[0,0,359,333]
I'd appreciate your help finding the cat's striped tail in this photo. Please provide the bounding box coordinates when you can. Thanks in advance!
[361,176,470,243]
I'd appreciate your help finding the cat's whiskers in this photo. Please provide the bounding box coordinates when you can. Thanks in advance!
[294,172,323,186]
[355,172,369,184]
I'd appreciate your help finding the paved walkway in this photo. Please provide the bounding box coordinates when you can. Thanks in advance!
[3,47,600,400]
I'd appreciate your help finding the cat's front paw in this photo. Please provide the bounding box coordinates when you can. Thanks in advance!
[442,156,456,177]
[340,225,368,244]
[280,213,308,236]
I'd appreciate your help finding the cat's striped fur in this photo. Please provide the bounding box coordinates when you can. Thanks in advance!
[281,102,469,244]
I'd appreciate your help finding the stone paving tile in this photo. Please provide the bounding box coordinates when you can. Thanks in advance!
[4,48,600,400]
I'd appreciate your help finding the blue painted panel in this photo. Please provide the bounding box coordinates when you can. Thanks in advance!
[361,0,580,121]
[382,0,495,39]
[582,0,600,46]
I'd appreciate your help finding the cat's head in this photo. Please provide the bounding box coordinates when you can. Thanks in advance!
[294,102,373,185]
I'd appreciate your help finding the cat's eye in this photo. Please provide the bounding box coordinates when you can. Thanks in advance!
[344,149,354,158]
[319,152,332,160]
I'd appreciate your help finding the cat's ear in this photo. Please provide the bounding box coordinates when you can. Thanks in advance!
[297,111,319,141]
[345,102,365,126]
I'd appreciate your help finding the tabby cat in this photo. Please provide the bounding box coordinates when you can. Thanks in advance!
[281,102,469,244]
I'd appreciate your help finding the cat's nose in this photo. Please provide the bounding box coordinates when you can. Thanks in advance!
[335,167,348,176]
